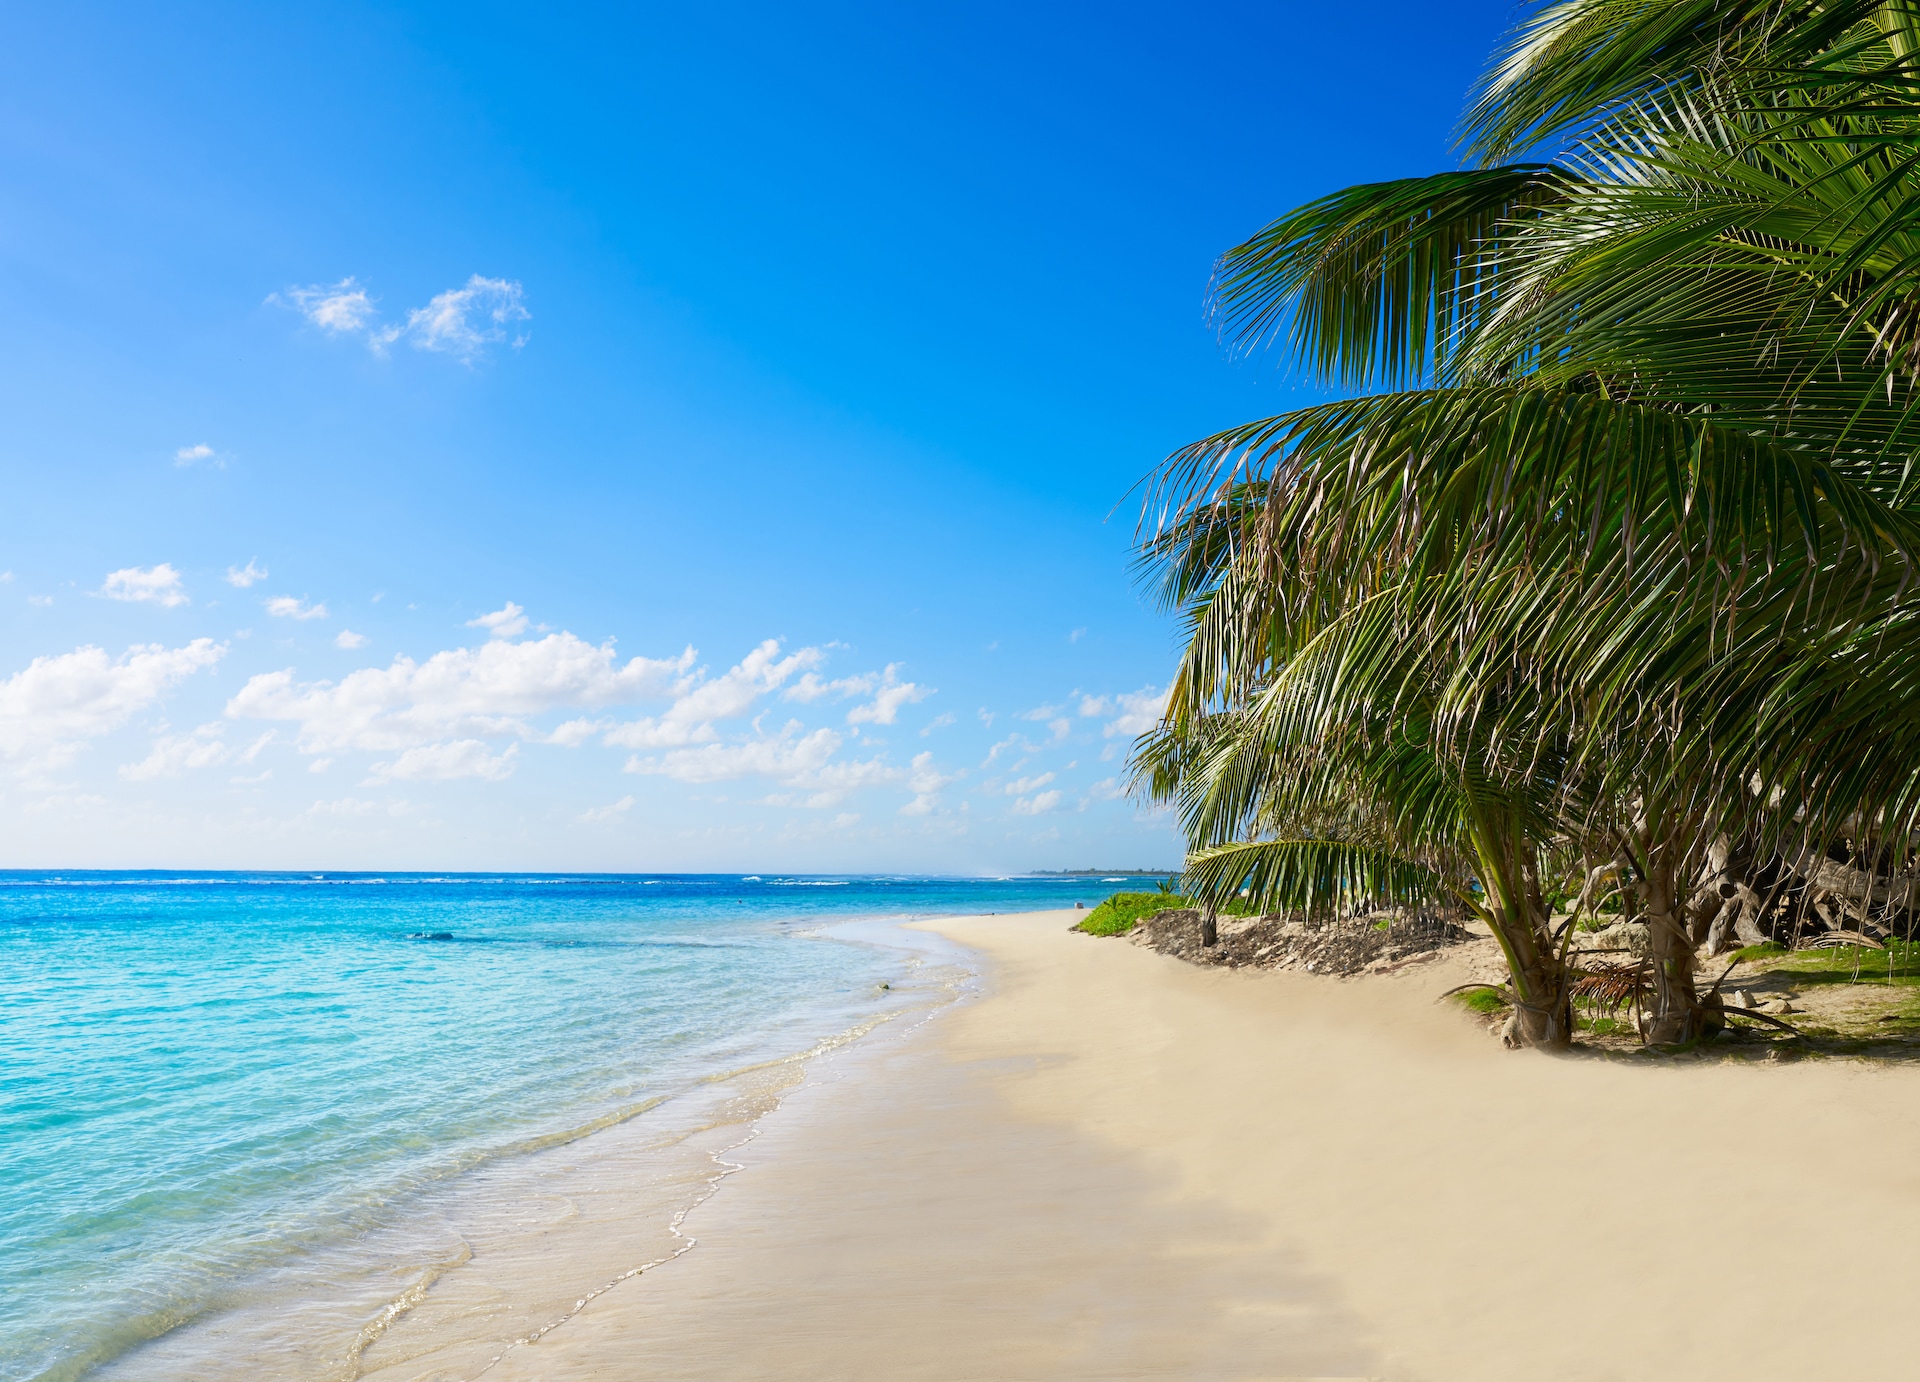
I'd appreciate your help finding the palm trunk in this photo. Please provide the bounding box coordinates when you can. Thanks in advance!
[1469,810,1571,1049]
[1633,824,1704,1044]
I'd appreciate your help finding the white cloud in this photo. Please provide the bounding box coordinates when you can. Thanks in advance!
[366,739,518,783]
[602,640,820,750]
[121,725,228,780]
[275,275,528,362]
[982,734,1026,767]
[626,718,901,805]
[579,794,635,824]
[0,640,225,763]
[228,633,696,754]
[275,278,378,334]
[226,561,268,589]
[174,443,221,468]
[845,664,932,726]
[627,722,843,785]
[1018,704,1061,721]
[1011,789,1063,816]
[920,712,955,736]
[1103,686,1166,738]
[1088,776,1127,801]
[1005,772,1055,795]
[266,596,328,621]
[1068,627,1086,643]
[546,717,605,747]
[784,669,875,703]
[379,275,530,360]
[467,602,529,639]
[28,595,52,607]
[900,751,960,816]
[335,630,367,649]
[102,564,188,608]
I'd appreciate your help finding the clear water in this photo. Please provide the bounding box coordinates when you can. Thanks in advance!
[0,871,1144,1382]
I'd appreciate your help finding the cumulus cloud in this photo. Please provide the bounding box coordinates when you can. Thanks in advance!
[0,640,225,764]
[1102,686,1166,738]
[226,560,268,588]
[228,633,696,754]
[174,443,221,468]
[274,274,529,362]
[266,596,327,621]
[366,739,518,783]
[579,794,635,824]
[121,725,228,780]
[1005,771,1055,795]
[335,630,367,649]
[784,669,873,703]
[274,278,379,333]
[626,718,901,805]
[1011,789,1063,816]
[845,665,932,726]
[920,712,955,736]
[379,275,529,360]
[900,751,960,816]
[602,640,821,750]
[101,564,188,607]
[627,722,842,785]
[467,602,529,639]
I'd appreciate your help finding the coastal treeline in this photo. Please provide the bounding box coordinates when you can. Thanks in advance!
[1133,0,1920,1047]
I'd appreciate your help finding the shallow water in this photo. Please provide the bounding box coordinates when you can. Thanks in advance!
[0,872,1124,1381]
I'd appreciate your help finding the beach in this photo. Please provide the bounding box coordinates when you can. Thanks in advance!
[451,907,1920,1381]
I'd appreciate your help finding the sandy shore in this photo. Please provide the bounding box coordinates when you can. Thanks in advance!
[472,909,1920,1380]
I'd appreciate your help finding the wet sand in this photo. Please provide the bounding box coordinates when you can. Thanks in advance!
[477,909,1920,1380]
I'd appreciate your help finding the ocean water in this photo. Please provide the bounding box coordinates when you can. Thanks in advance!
[0,871,1146,1382]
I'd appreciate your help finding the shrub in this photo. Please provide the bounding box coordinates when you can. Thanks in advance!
[1075,892,1190,937]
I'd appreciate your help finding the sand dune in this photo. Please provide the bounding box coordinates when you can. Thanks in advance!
[488,910,1920,1380]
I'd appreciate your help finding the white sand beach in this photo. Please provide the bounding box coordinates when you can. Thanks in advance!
[423,909,1920,1379]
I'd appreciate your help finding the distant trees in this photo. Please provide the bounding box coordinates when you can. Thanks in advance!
[1133,0,1920,1046]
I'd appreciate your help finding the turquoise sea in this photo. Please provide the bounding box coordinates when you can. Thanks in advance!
[0,871,1148,1382]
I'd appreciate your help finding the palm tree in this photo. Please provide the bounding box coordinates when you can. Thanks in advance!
[1136,0,1920,1045]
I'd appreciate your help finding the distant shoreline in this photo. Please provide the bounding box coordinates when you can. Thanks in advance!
[1027,868,1175,877]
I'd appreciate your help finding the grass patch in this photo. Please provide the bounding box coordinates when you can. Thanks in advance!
[1453,987,1508,1015]
[1580,1015,1631,1037]
[1075,892,1189,936]
[1738,938,1920,987]
[1074,891,1260,936]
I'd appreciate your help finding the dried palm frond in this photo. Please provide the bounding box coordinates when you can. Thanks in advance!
[1570,959,1651,1014]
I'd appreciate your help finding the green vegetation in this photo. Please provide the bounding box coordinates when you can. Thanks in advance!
[1745,940,1920,988]
[1075,892,1190,937]
[1126,1,1920,1050]
[1454,988,1508,1016]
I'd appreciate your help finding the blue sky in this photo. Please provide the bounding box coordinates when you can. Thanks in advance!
[0,0,1512,870]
